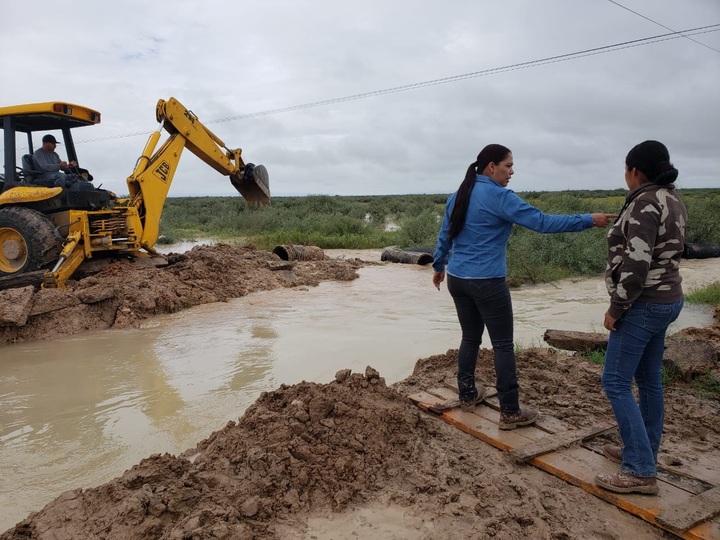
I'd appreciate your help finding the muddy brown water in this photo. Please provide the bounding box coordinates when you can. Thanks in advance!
[0,249,718,531]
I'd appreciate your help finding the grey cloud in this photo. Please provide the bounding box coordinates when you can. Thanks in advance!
[0,0,718,197]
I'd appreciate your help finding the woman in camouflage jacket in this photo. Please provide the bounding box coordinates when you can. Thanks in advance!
[595,140,687,495]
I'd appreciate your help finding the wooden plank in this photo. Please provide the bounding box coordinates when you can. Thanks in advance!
[0,270,43,291]
[417,384,498,414]
[543,329,608,351]
[444,405,540,452]
[436,379,568,431]
[409,389,720,540]
[510,424,614,462]
[423,386,573,442]
[409,391,539,451]
[656,487,720,534]
[439,379,498,398]
[424,391,461,414]
[582,438,715,495]
[427,385,572,435]
[528,441,720,539]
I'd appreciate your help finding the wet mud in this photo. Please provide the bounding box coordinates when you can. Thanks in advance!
[0,245,364,345]
[1,246,718,539]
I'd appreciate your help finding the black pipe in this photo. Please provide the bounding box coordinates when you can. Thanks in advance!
[272,245,326,261]
[381,247,433,265]
[683,243,720,259]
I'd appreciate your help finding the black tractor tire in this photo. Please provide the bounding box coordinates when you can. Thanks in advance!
[0,207,64,276]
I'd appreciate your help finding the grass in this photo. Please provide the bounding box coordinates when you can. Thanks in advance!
[577,350,720,399]
[585,349,605,365]
[158,188,720,285]
[692,371,720,399]
[685,282,720,305]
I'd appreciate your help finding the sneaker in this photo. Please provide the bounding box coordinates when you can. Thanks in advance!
[459,386,487,412]
[602,443,622,464]
[595,471,658,495]
[498,408,538,430]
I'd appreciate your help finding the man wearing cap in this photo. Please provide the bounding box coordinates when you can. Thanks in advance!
[32,134,80,188]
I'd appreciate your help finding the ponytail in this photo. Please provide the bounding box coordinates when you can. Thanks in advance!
[448,144,511,240]
[448,163,478,240]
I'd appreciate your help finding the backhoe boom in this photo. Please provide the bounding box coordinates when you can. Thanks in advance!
[0,97,270,289]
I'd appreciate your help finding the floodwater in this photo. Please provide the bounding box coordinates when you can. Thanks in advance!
[0,250,718,531]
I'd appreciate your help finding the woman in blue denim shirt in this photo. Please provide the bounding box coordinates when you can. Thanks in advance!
[432,144,615,429]
[595,140,687,495]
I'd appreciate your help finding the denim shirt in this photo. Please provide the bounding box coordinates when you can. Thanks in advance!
[433,175,594,278]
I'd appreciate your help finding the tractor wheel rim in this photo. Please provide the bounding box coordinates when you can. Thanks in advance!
[0,227,28,273]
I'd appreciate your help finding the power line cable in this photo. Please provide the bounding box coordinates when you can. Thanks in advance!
[47,24,720,145]
[606,0,720,54]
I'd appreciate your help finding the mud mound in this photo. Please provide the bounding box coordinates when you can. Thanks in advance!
[2,361,677,540]
[0,245,363,345]
[673,324,720,348]
[395,347,720,468]
[0,368,422,539]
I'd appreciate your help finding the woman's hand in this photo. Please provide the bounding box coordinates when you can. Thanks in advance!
[591,213,618,227]
[433,270,445,290]
[604,310,618,331]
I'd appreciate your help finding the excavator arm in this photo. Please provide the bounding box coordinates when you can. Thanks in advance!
[127,97,270,248]
[41,97,269,288]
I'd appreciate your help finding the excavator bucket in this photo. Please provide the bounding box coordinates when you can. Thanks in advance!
[231,164,270,207]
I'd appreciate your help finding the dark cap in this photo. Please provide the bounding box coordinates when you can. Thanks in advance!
[42,134,61,145]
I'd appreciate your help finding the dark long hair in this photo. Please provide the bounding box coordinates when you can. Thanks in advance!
[448,144,511,240]
[625,140,678,186]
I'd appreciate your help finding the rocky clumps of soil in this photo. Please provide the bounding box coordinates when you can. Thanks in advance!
[0,368,425,539]
[397,346,720,467]
[0,245,364,345]
[7,346,717,539]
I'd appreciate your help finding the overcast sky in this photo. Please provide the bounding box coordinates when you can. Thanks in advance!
[1,0,718,198]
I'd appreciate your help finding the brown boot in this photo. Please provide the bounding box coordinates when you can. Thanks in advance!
[498,408,538,430]
[459,386,487,412]
[602,444,622,464]
[595,471,658,495]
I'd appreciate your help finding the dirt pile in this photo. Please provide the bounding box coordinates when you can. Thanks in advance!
[0,245,363,345]
[396,348,720,462]
[2,253,718,538]
[0,368,428,540]
[7,347,718,539]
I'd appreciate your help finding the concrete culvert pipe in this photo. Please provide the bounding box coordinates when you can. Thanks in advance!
[402,246,434,254]
[381,247,433,265]
[272,245,326,261]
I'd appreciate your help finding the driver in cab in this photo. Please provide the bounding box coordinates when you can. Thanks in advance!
[32,134,84,189]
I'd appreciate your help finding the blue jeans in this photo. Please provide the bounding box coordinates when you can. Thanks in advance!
[601,300,683,477]
[447,275,519,412]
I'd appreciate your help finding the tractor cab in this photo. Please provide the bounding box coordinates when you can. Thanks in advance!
[0,101,112,211]
[0,102,115,278]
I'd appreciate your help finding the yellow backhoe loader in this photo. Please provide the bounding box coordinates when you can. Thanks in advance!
[0,97,270,289]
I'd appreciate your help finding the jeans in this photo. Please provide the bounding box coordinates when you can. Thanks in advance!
[447,275,519,412]
[601,300,683,477]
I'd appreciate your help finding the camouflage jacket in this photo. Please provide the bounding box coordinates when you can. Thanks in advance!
[605,183,687,319]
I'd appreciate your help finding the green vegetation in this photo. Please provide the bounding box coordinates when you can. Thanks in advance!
[159,188,720,284]
[577,351,720,399]
[684,282,720,305]
[585,349,606,365]
[692,372,720,399]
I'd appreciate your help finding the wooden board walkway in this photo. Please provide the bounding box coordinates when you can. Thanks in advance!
[409,386,720,540]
